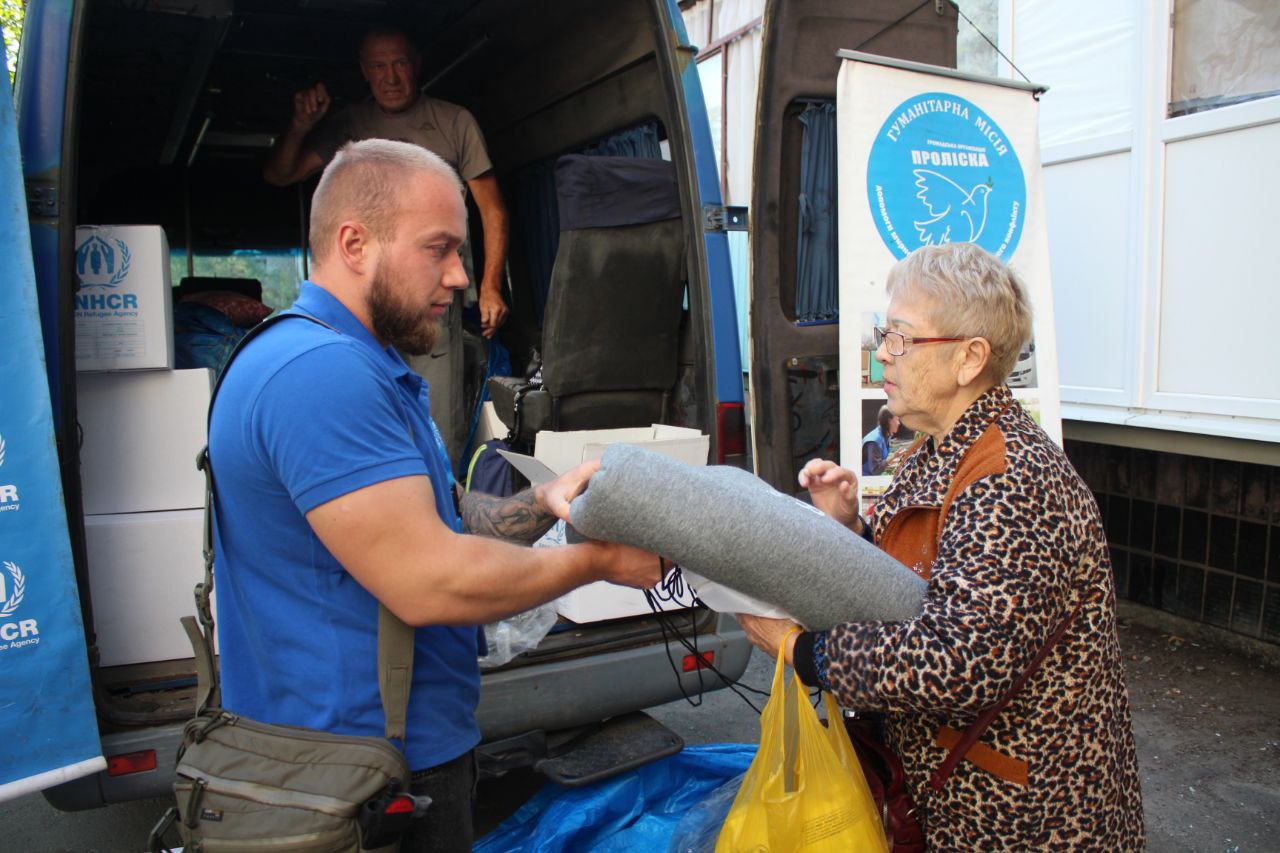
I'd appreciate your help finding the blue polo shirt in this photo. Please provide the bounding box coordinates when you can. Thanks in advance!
[209,282,480,771]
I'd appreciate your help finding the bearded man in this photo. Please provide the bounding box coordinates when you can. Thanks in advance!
[209,140,659,851]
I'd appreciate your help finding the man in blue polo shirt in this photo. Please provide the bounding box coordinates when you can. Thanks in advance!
[209,139,659,851]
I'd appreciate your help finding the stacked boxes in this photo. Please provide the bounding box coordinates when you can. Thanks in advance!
[78,368,213,667]
[75,225,211,667]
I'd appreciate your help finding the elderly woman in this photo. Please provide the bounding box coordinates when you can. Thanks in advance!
[739,243,1144,850]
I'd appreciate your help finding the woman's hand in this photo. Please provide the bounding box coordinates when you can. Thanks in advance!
[798,459,860,528]
[737,613,801,665]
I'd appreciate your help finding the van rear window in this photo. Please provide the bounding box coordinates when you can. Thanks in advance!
[169,249,307,310]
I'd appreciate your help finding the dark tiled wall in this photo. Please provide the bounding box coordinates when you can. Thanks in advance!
[1063,440,1280,645]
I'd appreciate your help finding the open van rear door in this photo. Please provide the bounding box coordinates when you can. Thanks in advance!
[0,44,105,802]
[748,0,957,492]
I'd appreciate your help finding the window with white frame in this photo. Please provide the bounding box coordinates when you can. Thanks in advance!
[1169,0,1280,117]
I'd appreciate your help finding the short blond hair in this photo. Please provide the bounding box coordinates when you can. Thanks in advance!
[885,243,1033,382]
[309,139,463,264]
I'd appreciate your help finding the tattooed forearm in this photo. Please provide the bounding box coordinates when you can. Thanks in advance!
[460,487,558,544]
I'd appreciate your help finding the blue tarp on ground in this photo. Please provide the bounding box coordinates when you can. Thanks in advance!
[475,743,756,852]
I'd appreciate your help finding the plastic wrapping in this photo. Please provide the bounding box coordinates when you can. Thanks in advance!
[1171,0,1280,116]
[666,774,743,853]
[478,603,557,669]
[477,521,564,668]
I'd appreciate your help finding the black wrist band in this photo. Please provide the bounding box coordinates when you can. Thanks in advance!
[793,632,821,687]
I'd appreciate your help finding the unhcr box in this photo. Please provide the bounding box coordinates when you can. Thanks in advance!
[84,509,206,667]
[74,225,174,371]
[77,368,214,515]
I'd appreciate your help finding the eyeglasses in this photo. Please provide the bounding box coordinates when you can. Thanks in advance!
[873,326,971,357]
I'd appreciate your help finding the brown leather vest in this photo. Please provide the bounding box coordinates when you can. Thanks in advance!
[875,421,1029,786]
[878,423,1008,581]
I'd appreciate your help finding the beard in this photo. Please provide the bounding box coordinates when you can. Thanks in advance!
[367,257,441,356]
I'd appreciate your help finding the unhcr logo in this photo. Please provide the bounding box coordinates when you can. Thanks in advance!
[0,561,25,617]
[75,234,132,289]
[0,560,39,650]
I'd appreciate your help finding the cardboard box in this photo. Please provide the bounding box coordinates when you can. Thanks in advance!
[77,368,213,515]
[74,225,175,371]
[477,401,506,445]
[533,424,708,476]
[504,425,709,624]
[85,510,206,667]
[555,579,691,624]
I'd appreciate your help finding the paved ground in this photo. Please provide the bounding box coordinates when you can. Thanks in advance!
[489,614,1280,851]
[1117,615,1280,852]
[2,614,1278,851]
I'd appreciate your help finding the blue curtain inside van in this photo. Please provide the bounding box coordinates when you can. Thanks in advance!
[795,102,838,324]
[506,123,663,327]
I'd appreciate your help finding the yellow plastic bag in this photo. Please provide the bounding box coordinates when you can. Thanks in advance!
[716,638,887,853]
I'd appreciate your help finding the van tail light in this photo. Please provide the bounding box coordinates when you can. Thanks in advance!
[384,796,415,815]
[107,750,157,777]
[682,651,715,672]
[716,402,746,464]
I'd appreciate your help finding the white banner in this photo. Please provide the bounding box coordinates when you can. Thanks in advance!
[835,56,1061,515]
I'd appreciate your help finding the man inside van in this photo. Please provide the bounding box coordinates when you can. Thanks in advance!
[263,25,508,458]
[215,139,660,851]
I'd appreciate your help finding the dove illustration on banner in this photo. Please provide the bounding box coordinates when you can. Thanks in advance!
[911,169,992,245]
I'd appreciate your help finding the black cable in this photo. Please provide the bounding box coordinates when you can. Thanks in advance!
[852,1,1036,92]
[852,0,932,53]
[645,563,771,715]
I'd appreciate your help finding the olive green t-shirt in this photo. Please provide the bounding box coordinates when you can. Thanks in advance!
[307,95,493,181]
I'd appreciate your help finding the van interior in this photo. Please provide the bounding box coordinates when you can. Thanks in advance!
[75,0,717,448]
[69,0,727,727]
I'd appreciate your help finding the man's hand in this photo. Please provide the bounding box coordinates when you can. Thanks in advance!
[537,460,599,522]
[292,83,331,134]
[264,84,328,186]
[467,173,509,338]
[478,285,509,339]
[798,459,859,528]
[737,614,802,665]
[590,541,664,590]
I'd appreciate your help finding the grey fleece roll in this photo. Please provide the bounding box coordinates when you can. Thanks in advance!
[567,444,926,630]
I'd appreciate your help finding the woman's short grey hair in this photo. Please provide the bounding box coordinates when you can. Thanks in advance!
[309,139,464,264]
[885,243,1033,383]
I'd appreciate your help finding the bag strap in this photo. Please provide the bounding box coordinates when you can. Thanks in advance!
[927,596,1084,793]
[191,309,417,742]
[924,400,1075,792]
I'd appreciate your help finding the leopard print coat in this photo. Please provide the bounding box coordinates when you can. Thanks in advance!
[808,385,1144,850]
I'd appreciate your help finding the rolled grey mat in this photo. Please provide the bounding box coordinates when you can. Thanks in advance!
[567,444,927,630]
